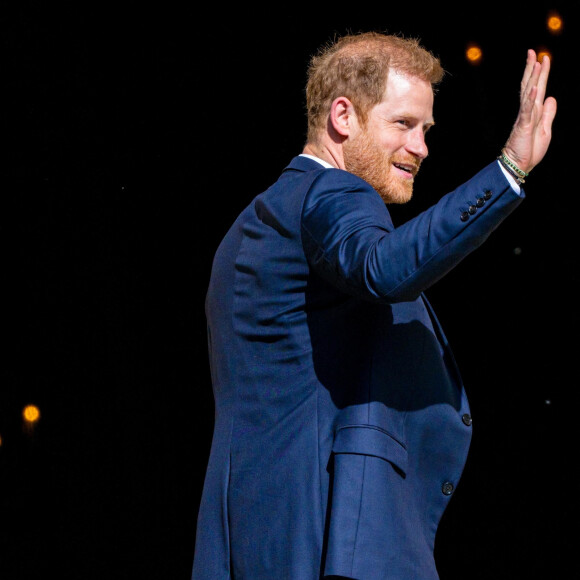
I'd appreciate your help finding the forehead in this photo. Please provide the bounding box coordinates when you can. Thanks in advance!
[378,70,434,116]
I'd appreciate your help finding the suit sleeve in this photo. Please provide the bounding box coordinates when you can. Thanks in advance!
[300,161,524,303]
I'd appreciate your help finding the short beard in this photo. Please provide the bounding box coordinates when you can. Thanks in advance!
[343,129,416,205]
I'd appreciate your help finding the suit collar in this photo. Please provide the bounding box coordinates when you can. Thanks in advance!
[283,155,330,174]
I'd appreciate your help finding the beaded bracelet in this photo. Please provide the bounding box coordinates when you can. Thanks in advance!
[497,149,529,184]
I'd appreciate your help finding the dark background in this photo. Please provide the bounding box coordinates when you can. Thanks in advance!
[0,4,576,579]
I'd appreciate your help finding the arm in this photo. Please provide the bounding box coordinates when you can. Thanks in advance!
[302,163,522,304]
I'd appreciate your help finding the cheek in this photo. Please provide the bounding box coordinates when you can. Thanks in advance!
[373,130,404,153]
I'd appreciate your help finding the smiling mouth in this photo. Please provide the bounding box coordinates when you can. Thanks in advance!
[393,162,417,176]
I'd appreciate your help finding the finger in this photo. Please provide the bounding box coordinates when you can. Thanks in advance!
[541,96,557,134]
[523,61,542,104]
[520,49,537,96]
[534,54,551,107]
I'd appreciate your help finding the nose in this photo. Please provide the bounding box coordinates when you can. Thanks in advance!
[406,129,429,160]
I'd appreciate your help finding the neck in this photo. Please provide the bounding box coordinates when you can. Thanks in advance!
[302,142,343,169]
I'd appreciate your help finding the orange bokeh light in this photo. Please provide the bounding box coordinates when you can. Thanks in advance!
[547,12,563,33]
[466,45,483,64]
[23,404,41,424]
[537,48,552,64]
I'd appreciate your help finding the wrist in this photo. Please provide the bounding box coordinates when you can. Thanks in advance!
[497,149,529,184]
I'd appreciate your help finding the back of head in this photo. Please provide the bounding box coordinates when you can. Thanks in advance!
[305,31,444,144]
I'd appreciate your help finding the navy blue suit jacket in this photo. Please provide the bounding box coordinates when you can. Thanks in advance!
[193,155,524,579]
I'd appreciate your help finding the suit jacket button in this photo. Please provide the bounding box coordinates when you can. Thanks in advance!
[462,413,472,426]
[476,198,485,207]
[460,211,470,222]
[483,190,492,200]
[468,205,477,215]
[442,482,454,496]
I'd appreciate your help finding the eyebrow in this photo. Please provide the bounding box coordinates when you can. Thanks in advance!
[390,111,435,126]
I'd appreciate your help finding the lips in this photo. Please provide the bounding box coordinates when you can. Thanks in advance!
[393,162,417,176]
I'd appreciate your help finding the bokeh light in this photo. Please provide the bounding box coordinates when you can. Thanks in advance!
[547,11,563,34]
[466,44,483,65]
[537,47,552,63]
[23,404,41,424]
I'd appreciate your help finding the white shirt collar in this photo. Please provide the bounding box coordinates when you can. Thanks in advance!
[299,153,334,169]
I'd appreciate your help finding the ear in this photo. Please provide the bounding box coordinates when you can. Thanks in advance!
[329,96,357,137]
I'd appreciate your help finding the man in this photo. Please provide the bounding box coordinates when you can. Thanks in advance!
[192,32,556,580]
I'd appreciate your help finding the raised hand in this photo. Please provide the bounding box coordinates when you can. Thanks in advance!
[503,49,557,175]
